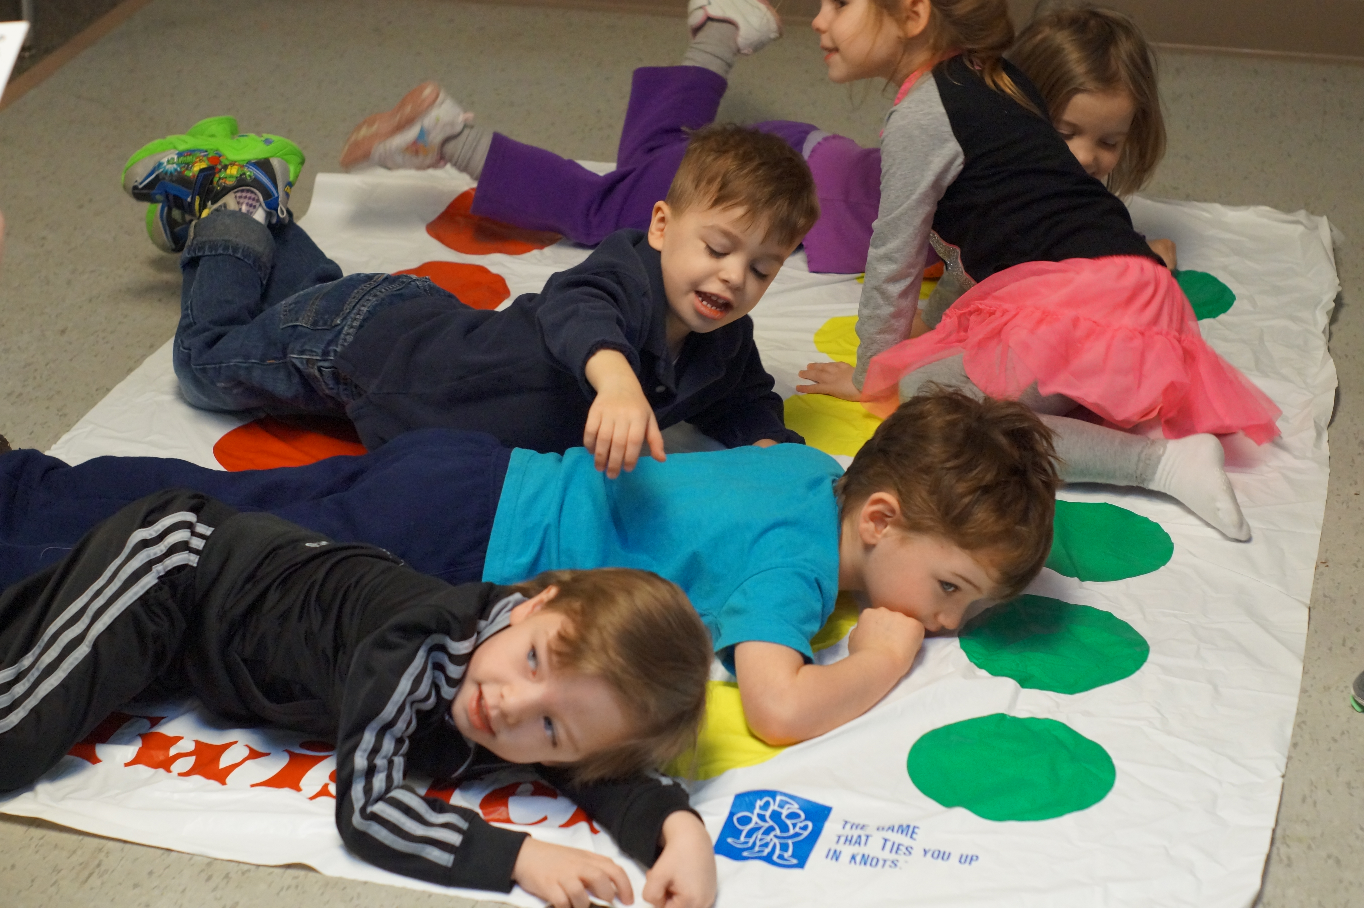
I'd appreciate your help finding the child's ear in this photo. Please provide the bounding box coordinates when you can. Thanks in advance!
[858,491,903,545]
[899,0,932,40]
[646,201,670,252]
[509,585,558,624]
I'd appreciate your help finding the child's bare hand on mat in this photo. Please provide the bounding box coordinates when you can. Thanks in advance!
[1147,237,1178,270]
[848,608,925,675]
[513,837,634,907]
[584,349,666,479]
[644,810,717,907]
[796,361,861,401]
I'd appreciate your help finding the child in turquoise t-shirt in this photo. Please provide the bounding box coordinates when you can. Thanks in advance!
[484,390,1058,744]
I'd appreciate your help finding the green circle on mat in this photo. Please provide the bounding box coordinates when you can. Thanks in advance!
[1176,269,1236,320]
[1046,500,1173,581]
[960,595,1149,694]
[908,714,1115,821]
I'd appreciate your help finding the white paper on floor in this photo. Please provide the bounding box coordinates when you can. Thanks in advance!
[1,169,1339,907]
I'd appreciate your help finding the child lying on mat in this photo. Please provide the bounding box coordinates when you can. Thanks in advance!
[0,495,716,908]
[0,390,1058,746]
[121,122,819,476]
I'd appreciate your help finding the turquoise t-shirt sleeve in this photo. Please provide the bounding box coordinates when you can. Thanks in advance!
[711,567,831,663]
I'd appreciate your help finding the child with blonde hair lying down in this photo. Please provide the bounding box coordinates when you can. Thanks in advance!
[0,493,716,908]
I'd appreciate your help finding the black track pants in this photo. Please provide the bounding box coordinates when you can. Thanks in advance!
[0,489,236,790]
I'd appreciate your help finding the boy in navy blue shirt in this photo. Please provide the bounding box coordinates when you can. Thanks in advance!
[125,122,819,476]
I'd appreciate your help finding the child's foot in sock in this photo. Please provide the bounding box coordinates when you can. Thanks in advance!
[340,82,473,171]
[1150,434,1251,540]
[687,0,781,55]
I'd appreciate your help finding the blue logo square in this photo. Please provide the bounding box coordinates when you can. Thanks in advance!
[715,790,832,869]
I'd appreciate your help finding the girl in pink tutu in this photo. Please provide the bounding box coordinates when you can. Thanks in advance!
[795,0,1280,540]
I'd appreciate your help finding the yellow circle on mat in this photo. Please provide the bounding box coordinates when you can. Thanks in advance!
[667,681,788,780]
[784,395,882,457]
[667,596,863,781]
[810,592,861,652]
[784,315,881,456]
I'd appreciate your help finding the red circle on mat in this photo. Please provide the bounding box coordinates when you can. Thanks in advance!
[427,189,561,255]
[213,415,366,471]
[395,261,510,310]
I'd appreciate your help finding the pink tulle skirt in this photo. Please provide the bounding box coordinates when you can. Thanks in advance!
[862,256,1282,443]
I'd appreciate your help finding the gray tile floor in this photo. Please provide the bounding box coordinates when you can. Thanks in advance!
[0,0,1359,905]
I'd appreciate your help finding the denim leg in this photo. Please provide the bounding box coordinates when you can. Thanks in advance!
[261,220,344,309]
[175,209,439,416]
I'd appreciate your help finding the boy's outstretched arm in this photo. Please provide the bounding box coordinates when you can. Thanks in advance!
[583,348,666,479]
[643,811,717,908]
[734,608,926,745]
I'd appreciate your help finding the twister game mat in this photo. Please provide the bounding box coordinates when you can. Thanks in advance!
[0,167,1340,906]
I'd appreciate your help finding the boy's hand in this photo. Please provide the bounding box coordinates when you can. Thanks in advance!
[583,349,666,479]
[752,438,779,448]
[847,607,925,676]
[1148,237,1178,270]
[643,811,717,907]
[512,837,634,908]
[795,361,861,401]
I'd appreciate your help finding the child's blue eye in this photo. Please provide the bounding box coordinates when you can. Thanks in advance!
[543,717,557,745]
[939,580,959,594]
[527,647,538,671]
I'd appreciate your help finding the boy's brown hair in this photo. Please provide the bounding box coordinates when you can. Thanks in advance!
[837,390,1059,598]
[1011,3,1165,197]
[510,568,712,782]
[665,124,820,250]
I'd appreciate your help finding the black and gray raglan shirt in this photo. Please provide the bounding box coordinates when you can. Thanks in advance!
[853,55,1162,388]
[184,509,692,893]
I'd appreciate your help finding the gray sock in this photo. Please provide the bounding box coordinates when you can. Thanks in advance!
[441,124,493,181]
[682,19,740,78]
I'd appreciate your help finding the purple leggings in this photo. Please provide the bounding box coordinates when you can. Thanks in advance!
[469,66,881,274]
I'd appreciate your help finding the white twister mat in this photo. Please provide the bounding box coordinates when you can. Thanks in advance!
[0,168,1340,906]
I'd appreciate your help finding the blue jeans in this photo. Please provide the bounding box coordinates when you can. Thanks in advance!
[175,210,441,415]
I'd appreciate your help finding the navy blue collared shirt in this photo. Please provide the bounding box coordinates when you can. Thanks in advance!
[336,229,801,452]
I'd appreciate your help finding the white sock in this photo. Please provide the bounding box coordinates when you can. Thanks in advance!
[1150,434,1250,540]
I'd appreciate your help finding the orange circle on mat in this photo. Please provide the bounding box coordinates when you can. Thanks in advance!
[214,415,366,471]
[395,261,510,310]
[427,189,561,255]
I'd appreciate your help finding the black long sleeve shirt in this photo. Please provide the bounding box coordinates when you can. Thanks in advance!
[185,509,693,892]
[337,229,802,452]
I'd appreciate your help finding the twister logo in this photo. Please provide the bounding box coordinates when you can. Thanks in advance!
[715,790,831,869]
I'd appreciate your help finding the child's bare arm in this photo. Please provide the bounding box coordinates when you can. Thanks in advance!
[1147,237,1177,269]
[583,349,666,478]
[512,837,634,907]
[734,608,926,745]
[643,811,717,908]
